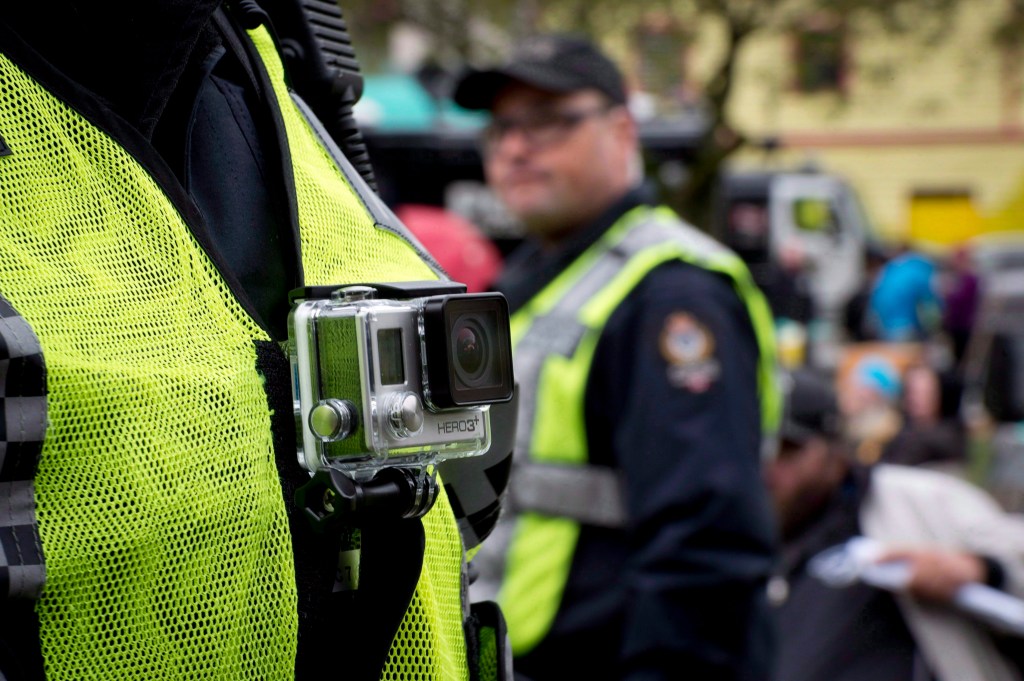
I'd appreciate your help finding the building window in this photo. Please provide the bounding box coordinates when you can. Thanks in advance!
[633,12,694,116]
[793,18,847,93]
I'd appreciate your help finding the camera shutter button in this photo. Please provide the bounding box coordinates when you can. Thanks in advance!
[309,399,356,441]
[388,393,424,438]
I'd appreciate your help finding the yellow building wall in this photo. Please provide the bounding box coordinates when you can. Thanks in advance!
[584,0,1024,248]
[726,1,1024,245]
[733,143,1024,245]
[729,6,1010,132]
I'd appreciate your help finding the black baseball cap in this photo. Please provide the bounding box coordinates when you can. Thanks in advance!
[779,369,842,445]
[453,34,627,111]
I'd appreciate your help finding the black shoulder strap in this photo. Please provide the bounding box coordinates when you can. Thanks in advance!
[254,0,378,191]
[211,7,265,102]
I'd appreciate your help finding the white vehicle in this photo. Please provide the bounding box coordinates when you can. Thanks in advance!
[716,169,872,368]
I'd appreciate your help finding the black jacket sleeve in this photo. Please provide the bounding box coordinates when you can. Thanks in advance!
[587,261,779,681]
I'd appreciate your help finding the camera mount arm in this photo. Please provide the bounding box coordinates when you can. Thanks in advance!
[295,466,439,532]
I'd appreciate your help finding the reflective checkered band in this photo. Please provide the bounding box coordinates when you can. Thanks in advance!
[0,294,46,599]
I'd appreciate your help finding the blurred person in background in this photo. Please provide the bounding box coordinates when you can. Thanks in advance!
[941,244,981,368]
[843,242,890,342]
[761,238,815,327]
[867,245,943,343]
[842,354,904,465]
[766,369,1024,681]
[765,239,815,370]
[453,33,781,681]
[881,362,968,473]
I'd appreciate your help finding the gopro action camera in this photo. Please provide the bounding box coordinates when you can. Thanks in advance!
[287,281,514,488]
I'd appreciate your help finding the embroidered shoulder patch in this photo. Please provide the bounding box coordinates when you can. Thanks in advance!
[659,312,721,393]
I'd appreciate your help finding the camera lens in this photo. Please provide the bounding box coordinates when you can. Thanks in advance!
[453,318,489,383]
[422,293,513,409]
[456,323,487,376]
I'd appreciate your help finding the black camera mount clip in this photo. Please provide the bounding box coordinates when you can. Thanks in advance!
[295,466,438,532]
[288,280,468,306]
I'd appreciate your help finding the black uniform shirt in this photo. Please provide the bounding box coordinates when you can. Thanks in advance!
[495,189,778,681]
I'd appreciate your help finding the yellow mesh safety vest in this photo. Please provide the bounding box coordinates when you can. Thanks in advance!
[0,24,468,681]
[496,205,780,654]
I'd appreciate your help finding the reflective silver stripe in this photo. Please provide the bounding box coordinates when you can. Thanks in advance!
[288,93,448,278]
[0,315,43,361]
[511,314,588,459]
[3,397,46,443]
[0,298,47,600]
[509,463,627,528]
[0,481,38,528]
[0,479,45,597]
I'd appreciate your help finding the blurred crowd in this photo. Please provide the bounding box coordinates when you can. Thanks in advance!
[710,232,1024,680]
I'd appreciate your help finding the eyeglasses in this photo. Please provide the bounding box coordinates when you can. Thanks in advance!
[480,104,616,154]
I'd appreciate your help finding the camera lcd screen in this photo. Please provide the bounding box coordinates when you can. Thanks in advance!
[378,328,405,385]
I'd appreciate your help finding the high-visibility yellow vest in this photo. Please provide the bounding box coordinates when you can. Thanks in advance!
[496,205,780,654]
[0,23,471,681]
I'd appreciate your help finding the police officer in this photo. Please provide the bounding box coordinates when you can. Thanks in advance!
[0,2,506,679]
[453,35,781,680]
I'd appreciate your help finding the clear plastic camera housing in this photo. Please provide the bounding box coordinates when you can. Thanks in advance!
[288,289,494,481]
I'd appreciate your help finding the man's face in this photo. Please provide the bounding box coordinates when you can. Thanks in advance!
[902,365,940,424]
[482,83,637,244]
[764,436,845,540]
